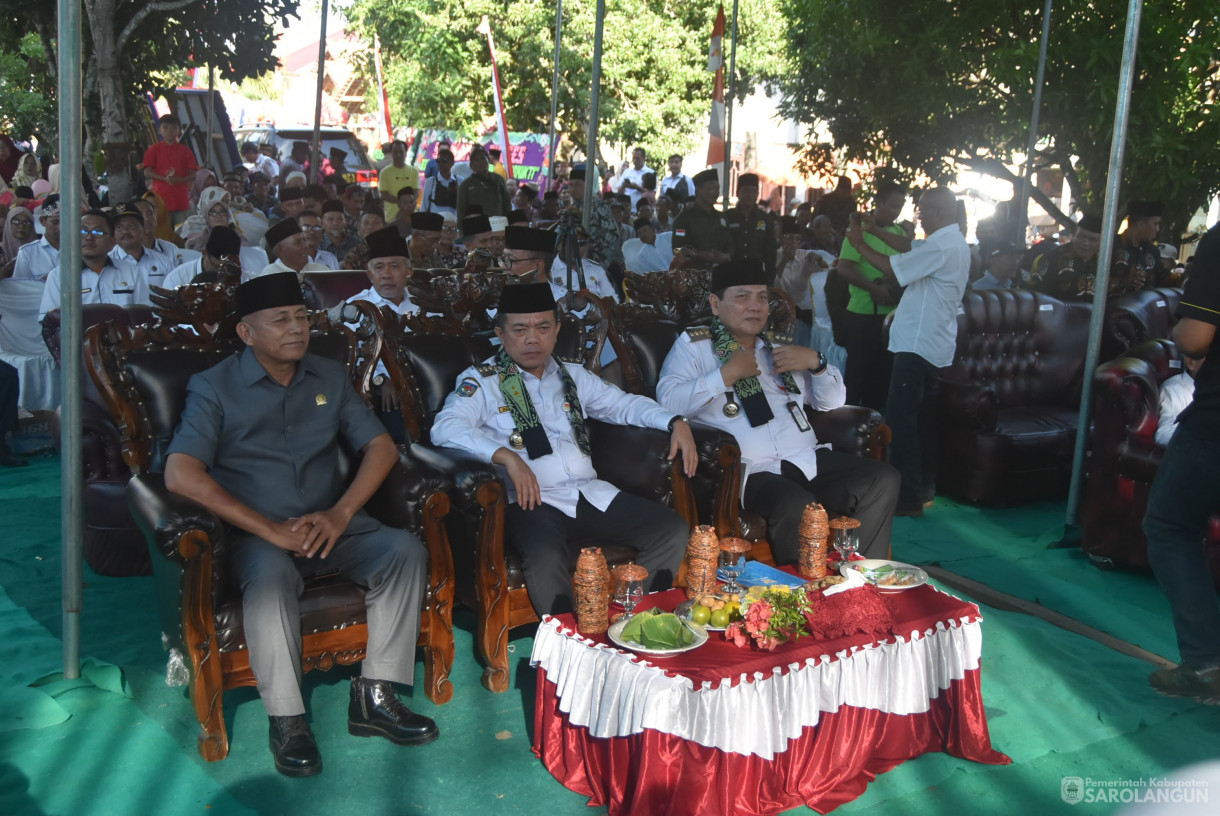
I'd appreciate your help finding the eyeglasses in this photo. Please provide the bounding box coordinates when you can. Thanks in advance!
[10,218,33,227]
[80,228,109,237]
[501,256,538,269]
[207,208,229,217]
[441,226,458,234]
[300,224,324,232]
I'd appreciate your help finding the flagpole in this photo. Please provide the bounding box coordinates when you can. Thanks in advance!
[583,0,606,232]
[311,0,329,185]
[548,0,563,191]
[374,34,393,144]
[722,0,739,209]
[478,17,514,179]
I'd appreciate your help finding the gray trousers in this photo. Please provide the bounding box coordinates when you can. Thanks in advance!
[230,524,428,717]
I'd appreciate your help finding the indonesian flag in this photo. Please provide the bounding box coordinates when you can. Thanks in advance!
[477,16,514,178]
[707,5,726,166]
[373,34,393,143]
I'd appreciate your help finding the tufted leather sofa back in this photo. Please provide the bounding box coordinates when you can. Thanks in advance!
[302,270,371,308]
[949,289,1093,409]
[397,333,496,434]
[1102,287,1182,360]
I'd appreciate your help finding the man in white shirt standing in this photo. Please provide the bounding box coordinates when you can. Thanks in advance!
[13,194,60,282]
[613,147,654,212]
[658,154,695,203]
[109,202,171,306]
[430,282,696,615]
[656,259,899,562]
[621,218,671,274]
[846,187,970,516]
[420,148,460,222]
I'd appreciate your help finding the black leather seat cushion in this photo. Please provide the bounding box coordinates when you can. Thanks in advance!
[216,572,368,653]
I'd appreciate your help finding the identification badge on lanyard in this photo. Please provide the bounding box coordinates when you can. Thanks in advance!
[787,401,811,432]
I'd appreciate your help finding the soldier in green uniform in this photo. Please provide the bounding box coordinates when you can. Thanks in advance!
[671,169,733,265]
[726,173,778,280]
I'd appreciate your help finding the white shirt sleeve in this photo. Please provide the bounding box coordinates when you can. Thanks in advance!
[429,367,512,462]
[38,266,61,319]
[568,365,673,430]
[1156,373,1196,446]
[657,333,727,414]
[890,237,947,287]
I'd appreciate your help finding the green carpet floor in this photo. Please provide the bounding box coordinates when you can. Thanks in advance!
[2,458,1218,816]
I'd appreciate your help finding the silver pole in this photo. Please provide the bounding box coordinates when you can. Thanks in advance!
[206,64,215,171]
[311,0,329,185]
[1015,0,1053,245]
[581,0,605,231]
[1064,0,1143,534]
[721,0,739,209]
[547,0,562,191]
[58,0,84,680]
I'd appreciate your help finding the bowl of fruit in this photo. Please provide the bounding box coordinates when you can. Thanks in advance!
[675,593,744,631]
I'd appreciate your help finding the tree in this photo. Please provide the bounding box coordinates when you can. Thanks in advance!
[345,0,786,168]
[0,33,58,148]
[0,1,301,202]
[778,0,1220,237]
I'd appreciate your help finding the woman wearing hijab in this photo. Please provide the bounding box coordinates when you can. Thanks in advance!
[179,186,267,270]
[188,168,219,214]
[10,154,41,189]
[0,207,37,278]
[0,136,22,187]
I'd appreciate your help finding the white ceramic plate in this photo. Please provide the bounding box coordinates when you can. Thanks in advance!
[608,615,709,657]
[673,599,732,631]
[841,559,929,592]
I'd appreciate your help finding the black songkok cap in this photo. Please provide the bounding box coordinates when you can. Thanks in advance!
[737,173,760,188]
[321,199,345,214]
[543,190,559,201]
[462,214,492,237]
[235,272,305,319]
[1077,211,1104,233]
[410,211,444,231]
[498,281,557,315]
[1127,200,1163,220]
[692,169,719,186]
[504,225,555,253]
[292,140,310,152]
[633,217,653,231]
[507,210,530,225]
[365,225,409,260]
[206,225,242,258]
[780,215,800,233]
[265,218,301,249]
[280,187,304,202]
[568,166,586,181]
[712,258,769,291]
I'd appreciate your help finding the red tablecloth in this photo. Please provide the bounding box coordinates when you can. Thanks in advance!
[530,584,1009,816]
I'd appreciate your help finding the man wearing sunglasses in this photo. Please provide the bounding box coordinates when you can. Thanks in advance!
[39,210,139,319]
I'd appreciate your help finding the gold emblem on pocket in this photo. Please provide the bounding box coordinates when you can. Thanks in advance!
[316,394,327,406]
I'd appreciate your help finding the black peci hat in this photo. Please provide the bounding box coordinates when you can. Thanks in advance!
[410,211,445,231]
[498,281,557,314]
[711,258,769,292]
[235,272,305,319]
[206,225,242,258]
[264,218,301,248]
[504,225,556,253]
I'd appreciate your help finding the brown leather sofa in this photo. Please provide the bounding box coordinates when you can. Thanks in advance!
[1101,287,1183,361]
[301,270,372,308]
[43,304,156,576]
[99,294,456,760]
[1081,339,1220,583]
[937,289,1093,505]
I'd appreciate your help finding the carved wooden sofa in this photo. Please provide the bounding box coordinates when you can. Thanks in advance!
[87,278,456,760]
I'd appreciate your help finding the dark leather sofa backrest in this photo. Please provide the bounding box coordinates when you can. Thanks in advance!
[623,319,682,399]
[1103,287,1183,360]
[398,333,496,432]
[302,270,373,308]
[951,289,1093,408]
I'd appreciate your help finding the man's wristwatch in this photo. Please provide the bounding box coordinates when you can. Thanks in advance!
[811,352,828,375]
[667,415,688,433]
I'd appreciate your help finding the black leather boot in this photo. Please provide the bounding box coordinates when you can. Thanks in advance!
[348,676,439,746]
[268,715,322,777]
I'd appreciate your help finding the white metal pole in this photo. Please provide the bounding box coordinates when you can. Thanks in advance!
[581,0,605,230]
[311,0,329,184]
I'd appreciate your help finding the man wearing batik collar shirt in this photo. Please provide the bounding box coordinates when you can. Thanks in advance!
[657,259,899,563]
[431,282,696,615]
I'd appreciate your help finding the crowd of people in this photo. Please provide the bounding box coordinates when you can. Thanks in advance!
[2,114,1219,775]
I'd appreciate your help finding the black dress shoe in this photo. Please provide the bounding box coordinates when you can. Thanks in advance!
[268,715,322,777]
[349,676,439,746]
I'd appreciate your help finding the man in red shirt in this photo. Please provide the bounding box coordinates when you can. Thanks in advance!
[141,114,198,227]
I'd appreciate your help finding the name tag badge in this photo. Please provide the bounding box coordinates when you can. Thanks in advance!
[787,401,812,432]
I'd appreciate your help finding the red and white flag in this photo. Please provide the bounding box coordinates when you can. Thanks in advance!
[706,5,727,166]
[477,15,514,178]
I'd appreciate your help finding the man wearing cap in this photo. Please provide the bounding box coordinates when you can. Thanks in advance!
[432,281,696,614]
[254,218,331,283]
[222,172,245,200]
[551,227,620,302]
[846,187,970,516]
[406,212,446,268]
[462,214,505,268]
[110,203,172,304]
[420,148,459,222]
[297,210,339,270]
[457,146,511,222]
[142,114,198,226]
[132,198,199,270]
[726,173,777,280]
[164,272,437,776]
[320,200,359,261]
[1030,211,1104,300]
[243,141,279,182]
[163,225,243,288]
[500,225,564,299]
[565,166,623,275]
[1113,200,1163,292]
[40,210,139,319]
[671,169,733,264]
[972,242,1027,290]
[279,187,308,221]
[379,141,416,222]
[657,259,899,563]
[539,191,561,222]
[13,193,60,282]
[247,173,281,220]
[622,217,670,274]
[279,141,310,190]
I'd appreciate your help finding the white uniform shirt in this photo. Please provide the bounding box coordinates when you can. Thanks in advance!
[40,261,137,319]
[13,237,59,282]
[313,250,340,271]
[658,173,695,200]
[111,244,172,306]
[775,247,834,323]
[888,224,971,368]
[657,330,846,482]
[163,259,206,289]
[1156,371,1196,446]
[151,239,201,269]
[550,257,619,303]
[347,286,420,316]
[431,356,676,517]
[622,237,672,274]
[246,258,330,283]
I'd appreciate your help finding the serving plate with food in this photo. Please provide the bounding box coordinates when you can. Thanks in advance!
[675,592,744,631]
[840,559,928,592]
[608,608,708,656]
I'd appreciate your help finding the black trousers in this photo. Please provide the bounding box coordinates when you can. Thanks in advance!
[505,492,690,616]
[886,352,941,508]
[0,360,18,441]
[743,450,900,564]
[840,310,892,411]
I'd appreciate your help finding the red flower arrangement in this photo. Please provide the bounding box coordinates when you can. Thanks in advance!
[725,588,811,651]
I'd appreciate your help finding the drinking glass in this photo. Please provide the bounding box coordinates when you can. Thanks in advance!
[612,564,648,616]
[833,527,859,563]
[718,537,751,596]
